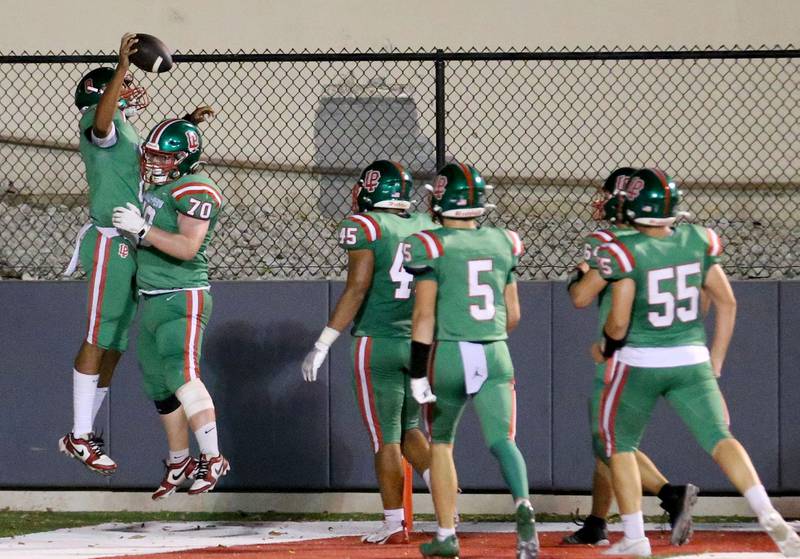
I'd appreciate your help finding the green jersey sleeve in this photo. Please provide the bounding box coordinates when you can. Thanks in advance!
[337,214,381,251]
[585,229,617,270]
[403,230,443,280]
[597,239,636,282]
[170,180,223,221]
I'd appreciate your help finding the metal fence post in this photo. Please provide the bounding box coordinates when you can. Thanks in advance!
[435,49,446,170]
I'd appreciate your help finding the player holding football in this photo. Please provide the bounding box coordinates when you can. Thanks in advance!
[564,168,698,546]
[404,163,538,559]
[597,168,800,557]
[302,161,433,544]
[60,33,214,477]
[112,118,229,497]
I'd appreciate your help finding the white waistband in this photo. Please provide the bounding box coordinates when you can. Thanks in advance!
[63,224,122,276]
[139,286,211,296]
[618,345,710,368]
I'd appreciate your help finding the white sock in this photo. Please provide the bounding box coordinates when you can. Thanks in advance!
[194,422,219,457]
[745,484,774,518]
[72,369,99,438]
[436,526,456,541]
[422,469,432,492]
[621,511,645,540]
[169,448,190,464]
[384,508,404,526]
[92,387,109,424]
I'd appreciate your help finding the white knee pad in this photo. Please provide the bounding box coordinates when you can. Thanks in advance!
[176,378,214,418]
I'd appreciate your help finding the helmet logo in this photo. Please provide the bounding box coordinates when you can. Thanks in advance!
[433,175,448,200]
[185,130,200,152]
[625,177,645,199]
[613,175,630,194]
[84,79,99,94]
[363,170,381,192]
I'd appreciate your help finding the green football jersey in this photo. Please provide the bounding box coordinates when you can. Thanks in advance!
[582,225,637,337]
[404,226,524,342]
[338,211,437,338]
[598,223,723,348]
[78,106,142,227]
[137,174,223,292]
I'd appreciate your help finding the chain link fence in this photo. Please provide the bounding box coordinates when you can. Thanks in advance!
[1,47,799,280]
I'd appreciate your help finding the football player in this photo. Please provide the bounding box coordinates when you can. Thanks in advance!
[564,168,698,547]
[404,163,537,559]
[112,118,229,497]
[60,33,213,476]
[302,161,433,544]
[597,168,800,557]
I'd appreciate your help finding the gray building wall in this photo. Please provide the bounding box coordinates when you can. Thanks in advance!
[0,280,792,492]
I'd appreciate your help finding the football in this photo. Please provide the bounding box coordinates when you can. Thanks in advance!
[129,33,173,73]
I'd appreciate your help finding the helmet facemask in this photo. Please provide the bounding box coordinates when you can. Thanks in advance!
[119,74,149,117]
[141,147,188,185]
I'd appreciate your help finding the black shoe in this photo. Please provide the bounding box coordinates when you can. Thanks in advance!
[562,515,609,545]
[660,483,699,545]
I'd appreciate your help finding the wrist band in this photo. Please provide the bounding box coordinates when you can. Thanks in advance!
[602,328,627,358]
[409,340,432,379]
[315,326,340,350]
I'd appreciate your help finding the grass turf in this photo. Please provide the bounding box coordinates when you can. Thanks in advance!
[0,510,763,538]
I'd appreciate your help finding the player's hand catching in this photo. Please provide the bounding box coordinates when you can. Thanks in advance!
[576,261,590,274]
[410,377,436,404]
[113,203,150,239]
[188,105,216,125]
[118,33,138,71]
[301,344,328,382]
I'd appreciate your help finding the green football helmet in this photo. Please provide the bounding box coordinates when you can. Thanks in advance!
[430,162,487,219]
[141,119,203,185]
[623,167,681,226]
[74,67,149,114]
[353,160,412,212]
[592,167,636,222]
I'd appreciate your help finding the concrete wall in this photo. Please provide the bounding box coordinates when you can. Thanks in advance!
[2,1,800,53]
[0,279,795,493]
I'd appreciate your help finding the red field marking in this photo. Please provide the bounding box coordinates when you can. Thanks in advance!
[105,529,779,559]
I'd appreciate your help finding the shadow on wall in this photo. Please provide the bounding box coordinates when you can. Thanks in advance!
[204,319,334,487]
[314,90,436,218]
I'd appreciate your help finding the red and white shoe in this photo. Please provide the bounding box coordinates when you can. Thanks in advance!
[58,433,117,475]
[188,453,230,495]
[152,457,198,500]
[361,521,409,544]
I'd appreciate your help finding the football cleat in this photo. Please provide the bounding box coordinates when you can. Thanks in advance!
[515,501,540,558]
[562,515,610,545]
[760,510,800,557]
[661,483,699,545]
[420,534,460,558]
[188,453,230,495]
[58,432,117,475]
[602,536,652,557]
[360,521,409,544]
[152,456,198,500]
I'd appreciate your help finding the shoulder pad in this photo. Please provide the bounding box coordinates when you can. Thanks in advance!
[349,213,382,242]
[412,230,444,259]
[171,181,223,208]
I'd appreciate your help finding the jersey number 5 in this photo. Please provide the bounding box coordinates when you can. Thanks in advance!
[647,262,701,327]
[468,259,495,320]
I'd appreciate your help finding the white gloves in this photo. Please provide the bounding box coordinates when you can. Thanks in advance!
[302,327,340,382]
[112,203,150,239]
[410,377,436,404]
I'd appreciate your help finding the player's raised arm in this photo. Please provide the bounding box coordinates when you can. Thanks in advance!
[93,33,138,139]
[703,264,737,377]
